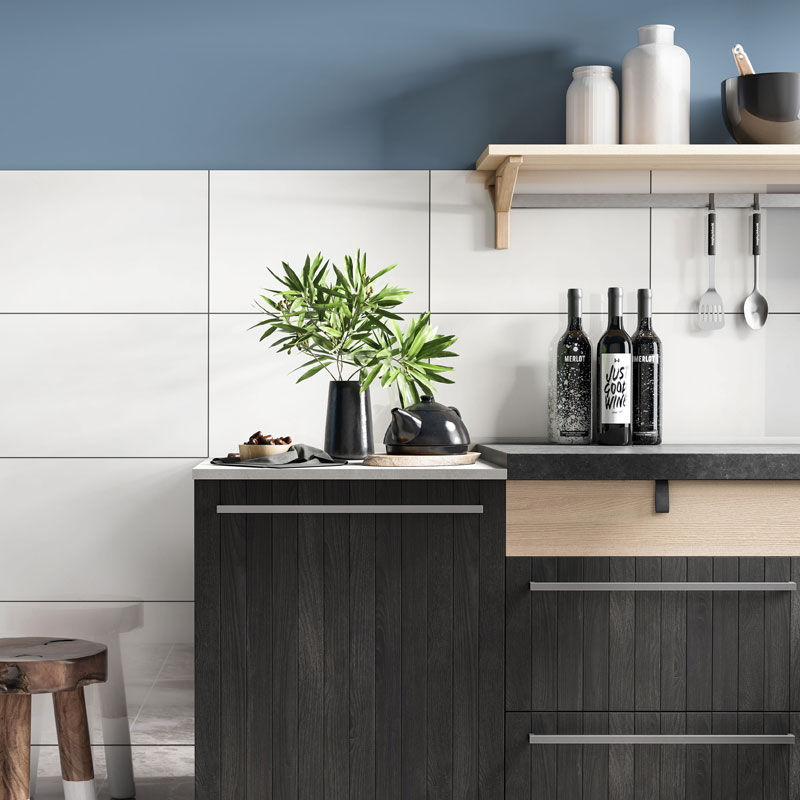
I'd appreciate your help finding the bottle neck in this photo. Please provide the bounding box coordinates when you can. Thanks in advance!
[607,294,623,329]
[638,316,653,331]
[567,292,583,330]
[569,316,583,332]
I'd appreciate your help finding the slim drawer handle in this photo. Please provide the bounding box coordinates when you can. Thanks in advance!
[217,504,483,515]
[529,734,795,745]
[529,581,797,592]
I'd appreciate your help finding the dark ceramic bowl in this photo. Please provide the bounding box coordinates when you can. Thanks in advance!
[722,73,800,144]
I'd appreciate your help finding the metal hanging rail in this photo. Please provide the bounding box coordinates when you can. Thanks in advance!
[512,192,800,209]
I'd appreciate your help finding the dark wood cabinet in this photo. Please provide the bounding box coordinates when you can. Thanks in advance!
[195,478,505,800]
[505,556,800,799]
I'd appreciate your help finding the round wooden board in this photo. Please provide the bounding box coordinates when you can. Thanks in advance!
[362,452,481,467]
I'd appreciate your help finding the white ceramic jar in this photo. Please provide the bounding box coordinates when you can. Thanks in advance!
[566,66,619,144]
[622,24,690,144]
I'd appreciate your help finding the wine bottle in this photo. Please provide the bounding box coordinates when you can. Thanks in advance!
[632,288,662,445]
[550,288,592,444]
[596,287,632,446]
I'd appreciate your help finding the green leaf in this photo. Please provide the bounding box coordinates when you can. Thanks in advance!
[296,362,330,383]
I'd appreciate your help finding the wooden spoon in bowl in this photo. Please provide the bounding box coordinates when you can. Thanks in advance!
[732,44,755,76]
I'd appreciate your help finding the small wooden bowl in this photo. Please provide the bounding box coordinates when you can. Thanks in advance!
[238,443,292,460]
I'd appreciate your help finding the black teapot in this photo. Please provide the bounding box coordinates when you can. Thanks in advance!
[383,395,471,455]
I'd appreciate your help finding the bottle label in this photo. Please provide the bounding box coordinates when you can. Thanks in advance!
[600,353,632,425]
[634,354,659,364]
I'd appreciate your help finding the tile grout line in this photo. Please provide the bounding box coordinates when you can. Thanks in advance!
[130,642,176,732]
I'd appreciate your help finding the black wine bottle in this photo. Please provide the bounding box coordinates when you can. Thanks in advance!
[632,288,662,445]
[551,288,592,444]
[596,287,632,446]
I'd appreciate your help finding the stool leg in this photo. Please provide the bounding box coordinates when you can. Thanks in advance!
[29,696,41,798]
[0,693,31,800]
[99,633,135,798]
[53,688,97,800]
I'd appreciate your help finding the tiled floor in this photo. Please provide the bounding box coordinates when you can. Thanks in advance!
[31,644,194,798]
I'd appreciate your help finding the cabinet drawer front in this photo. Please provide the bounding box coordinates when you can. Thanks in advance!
[505,557,797,714]
[507,481,800,557]
[506,711,798,800]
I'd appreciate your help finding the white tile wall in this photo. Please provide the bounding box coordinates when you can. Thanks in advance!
[0,314,207,457]
[430,171,651,314]
[0,459,194,599]
[209,171,430,314]
[0,172,208,313]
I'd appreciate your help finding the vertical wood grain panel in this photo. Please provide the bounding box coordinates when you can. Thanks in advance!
[661,558,687,712]
[246,481,273,799]
[583,558,609,712]
[737,712,763,799]
[532,557,558,711]
[660,712,686,800]
[609,712,635,800]
[713,559,739,711]
[505,712,532,800]
[790,712,800,798]
[453,481,480,799]
[687,558,713,712]
[764,712,789,800]
[297,482,324,800]
[582,712,608,799]
[375,482,402,800]
[220,481,247,799]
[195,480,221,800]
[765,559,790,713]
[324,481,350,800]
[401,481,428,800]
[532,711,557,800]
[739,558,765,712]
[636,559,661,711]
[505,558,532,711]
[610,558,635,712]
[479,480,505,798]
[711,712,737,800]
[634,712,660,800]
[349,482,376,800]
[272,481,299,800]
[557,558,583,711]
[427,481,454,798]
[686,712,712,800]
[557,711,582,800]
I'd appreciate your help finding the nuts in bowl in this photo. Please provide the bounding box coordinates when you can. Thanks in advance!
[238,431,293,460]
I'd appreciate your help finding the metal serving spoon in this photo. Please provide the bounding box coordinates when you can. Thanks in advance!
[744,196,768,330]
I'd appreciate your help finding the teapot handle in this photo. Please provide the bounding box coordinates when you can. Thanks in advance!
[448,406,462,418]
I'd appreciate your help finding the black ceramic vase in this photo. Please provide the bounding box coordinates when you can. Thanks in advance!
[324,381,374,460]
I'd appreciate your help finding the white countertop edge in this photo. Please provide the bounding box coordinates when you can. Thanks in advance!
[192,458,507,480]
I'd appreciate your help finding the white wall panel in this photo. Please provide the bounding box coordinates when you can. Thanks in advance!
[0,459,195,600]
[209,171,429,313]
[0,171,208,313]
[0,314,207,457]
[430,171,650,315]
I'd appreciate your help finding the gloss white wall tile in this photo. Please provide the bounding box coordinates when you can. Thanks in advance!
[0,460,194,599]
[0,315,207,457]
[652,313,796,443]
[429,171,650,314]
[0,172,208,312]
[208,313,412,456]
[209,171,429,313]
[650,170,800,193]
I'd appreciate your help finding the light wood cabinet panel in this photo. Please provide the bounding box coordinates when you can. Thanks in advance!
[507,481,800,557]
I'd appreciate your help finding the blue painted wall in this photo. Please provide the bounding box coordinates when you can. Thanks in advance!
[1,0,798,169]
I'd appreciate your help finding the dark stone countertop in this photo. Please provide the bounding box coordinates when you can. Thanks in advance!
[476,443,800,480]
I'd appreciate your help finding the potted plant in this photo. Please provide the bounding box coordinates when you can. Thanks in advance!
[252,251,459,459]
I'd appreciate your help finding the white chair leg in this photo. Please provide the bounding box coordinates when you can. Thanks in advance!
[99,634,135,799]
[62,780,98,800]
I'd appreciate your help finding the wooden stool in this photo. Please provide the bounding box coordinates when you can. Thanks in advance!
[0,637,107,800]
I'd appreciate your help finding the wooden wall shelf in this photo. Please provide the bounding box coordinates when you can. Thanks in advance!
[476,144,800,249]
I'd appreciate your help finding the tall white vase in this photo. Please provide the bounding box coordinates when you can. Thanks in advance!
[622,24,690,144]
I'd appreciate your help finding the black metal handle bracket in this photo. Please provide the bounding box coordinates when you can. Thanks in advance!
[655,480,669,513]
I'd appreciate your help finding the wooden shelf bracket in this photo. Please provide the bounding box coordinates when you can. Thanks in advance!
[488,156,522,249]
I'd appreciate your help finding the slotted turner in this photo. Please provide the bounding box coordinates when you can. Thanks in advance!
[698,195,724,330]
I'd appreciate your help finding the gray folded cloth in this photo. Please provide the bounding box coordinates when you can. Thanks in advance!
[210,443,347,468]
